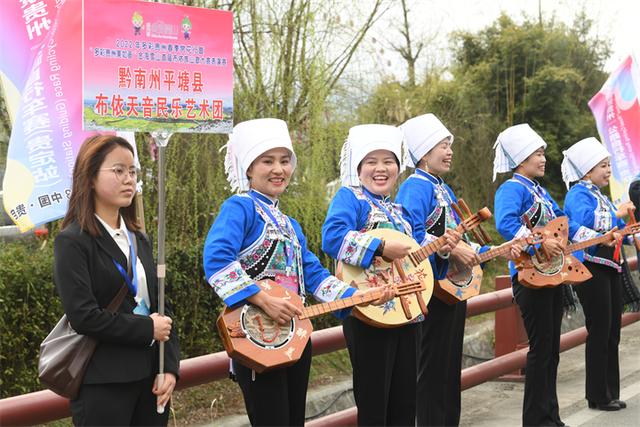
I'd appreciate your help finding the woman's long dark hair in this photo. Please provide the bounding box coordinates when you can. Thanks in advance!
[61,134,140,236]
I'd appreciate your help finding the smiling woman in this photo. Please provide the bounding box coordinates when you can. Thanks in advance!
[246,147,293,199]
[203,118,382,426]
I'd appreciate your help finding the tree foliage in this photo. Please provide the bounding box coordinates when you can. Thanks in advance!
[359,12,610,207]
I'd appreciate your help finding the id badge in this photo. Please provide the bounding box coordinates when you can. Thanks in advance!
[133,299,151,316]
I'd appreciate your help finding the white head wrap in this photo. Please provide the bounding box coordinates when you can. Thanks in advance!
[399,113,454,168]
[339,124,408,187]
[561,137,610,188]
[223,118,297,192]
[492,123,547,181]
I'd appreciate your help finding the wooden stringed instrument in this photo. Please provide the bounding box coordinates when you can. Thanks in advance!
[338,206,492,327]
[216,278,425,373]
[435,233,545,305]
[517,218,640,288]
[433,199,493,305]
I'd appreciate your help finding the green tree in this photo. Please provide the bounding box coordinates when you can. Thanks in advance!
[359,11,611,210]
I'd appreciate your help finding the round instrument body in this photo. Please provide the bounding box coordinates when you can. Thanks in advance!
[216,280,313,373]
[516,217,592,288]
[531,252,565,276]
[240,304,296,349]
[338,228,434,327]
[434,242,482,305]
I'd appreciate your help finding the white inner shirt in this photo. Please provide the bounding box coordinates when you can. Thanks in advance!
[95,214,151,312]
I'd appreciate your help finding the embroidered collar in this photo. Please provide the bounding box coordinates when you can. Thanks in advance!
[513,173,540,188]
[578,179,598,191]
[248,189,279,207]
[579,180,615,211]
[416,168,441,185]
[362,186,391,203]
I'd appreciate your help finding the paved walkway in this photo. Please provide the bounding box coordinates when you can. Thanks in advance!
[460,320,640,426]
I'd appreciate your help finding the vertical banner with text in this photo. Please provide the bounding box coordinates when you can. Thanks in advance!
[83,0,233,134]
[589,55,640,203]
[2,0,93,232]
[1,0,138,232]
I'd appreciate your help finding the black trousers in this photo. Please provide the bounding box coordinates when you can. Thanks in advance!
[512,277,563,427]
[574,261,622,404]
[416,297,467,427]
[70,375,169,426]
[233,341,312,426]
[343,316,417,426]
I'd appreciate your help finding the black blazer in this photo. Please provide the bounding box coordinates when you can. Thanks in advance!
[53,221,180,384]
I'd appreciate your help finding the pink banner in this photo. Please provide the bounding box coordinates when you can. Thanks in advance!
[1,0,135,232]
[82,0,233,133]
[589,55,640,203]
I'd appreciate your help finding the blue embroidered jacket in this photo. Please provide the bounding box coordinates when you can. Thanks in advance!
[203,190,355,316]
[396,168,489,273]
[322,185,447,279]
[564,181,628,271]
[494,173,596,277]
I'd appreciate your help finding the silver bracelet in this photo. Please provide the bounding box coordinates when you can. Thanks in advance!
[436,249,450,259]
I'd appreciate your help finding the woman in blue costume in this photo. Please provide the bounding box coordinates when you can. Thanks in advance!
[561,137,634,411]
[396,113,520,427]
[203,119,391,426]
[322,124,460,426]
[493,124,599,426]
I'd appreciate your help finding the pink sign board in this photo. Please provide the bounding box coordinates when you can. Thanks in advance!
[83,0,233,133]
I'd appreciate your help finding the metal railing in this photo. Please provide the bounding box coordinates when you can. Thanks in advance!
[1,257,638,426]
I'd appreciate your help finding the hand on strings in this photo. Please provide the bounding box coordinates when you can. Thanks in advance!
[499,240,525,261]
[381,240,412,262]
[540,238,563,258]
[437,229,462,256]
[604,231,622,247]
[450,242,479,267]
[354,285,395,307]
[615,201,635,218]
[248,291,302,325]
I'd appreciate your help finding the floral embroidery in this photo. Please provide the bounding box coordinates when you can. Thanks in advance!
[338,230,376,266]
[350,187,412,235]
[572,226,599,243]
[412,173,457,234]
[337,187,412,267]
[313,276,352,303]
[584,253,622,272]
[208,261,254,301]
[235,195,306,297]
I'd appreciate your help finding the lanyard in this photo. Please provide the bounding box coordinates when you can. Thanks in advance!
[112,230,138,296]
[248,191,295,272]
[362,188,405,233]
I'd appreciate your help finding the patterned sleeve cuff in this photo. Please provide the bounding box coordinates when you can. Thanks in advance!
[207,261,257,304]
[337,230,378,267]
[513,225,531,239]
[420,233,438,247]
[313,276,353,303]
[571,226,599,243]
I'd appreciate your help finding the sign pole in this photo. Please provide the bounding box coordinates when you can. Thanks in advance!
[151,130,172,414]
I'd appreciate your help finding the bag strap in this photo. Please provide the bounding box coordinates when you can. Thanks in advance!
[106,231,139,312]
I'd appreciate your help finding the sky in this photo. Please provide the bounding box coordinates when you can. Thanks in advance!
[360,0,638,82]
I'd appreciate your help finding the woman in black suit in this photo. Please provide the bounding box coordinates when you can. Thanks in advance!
[54,134,180,426]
